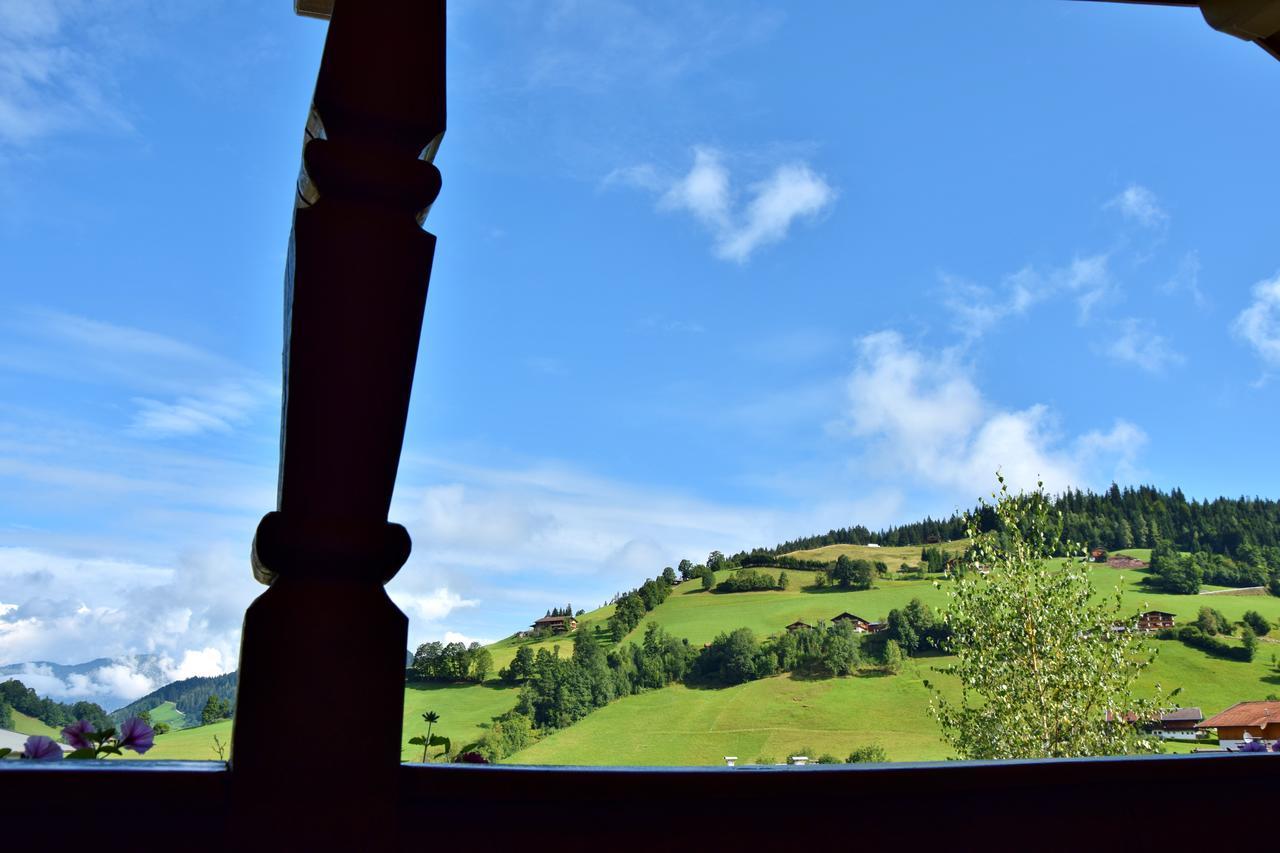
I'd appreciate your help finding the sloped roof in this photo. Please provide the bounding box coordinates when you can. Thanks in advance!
[831,612,869,623]
[1198,701,1280,729]
[1160,707,1203,723]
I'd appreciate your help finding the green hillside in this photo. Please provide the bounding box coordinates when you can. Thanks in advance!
[147,701,187,729]
[117,718,234,761]
[508,549,1280,765]
[512,659,956,765]
[10,710,60,739]
[108,544,1280,765]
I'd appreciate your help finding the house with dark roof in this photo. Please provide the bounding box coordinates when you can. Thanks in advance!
[831,612,886,633]
[1197,701,1280,751]
[1150,707,1203,740]
[786,620,813,632]
[532,615,577,633]
[831,612,873,632]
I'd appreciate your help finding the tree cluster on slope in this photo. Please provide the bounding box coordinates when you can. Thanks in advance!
[410,641,494,684]
[0,679,110,731]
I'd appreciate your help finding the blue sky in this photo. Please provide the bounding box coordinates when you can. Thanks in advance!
[2,1,1280,704]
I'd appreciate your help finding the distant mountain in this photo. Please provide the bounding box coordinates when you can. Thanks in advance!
[111,672,239,723]
[0,655,171,713]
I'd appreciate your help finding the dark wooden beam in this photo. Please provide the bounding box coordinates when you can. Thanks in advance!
[230,1,445,846]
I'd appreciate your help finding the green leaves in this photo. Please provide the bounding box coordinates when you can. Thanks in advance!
[931,477,1166,760]
[65,748,98,760]
[0,748,11,759]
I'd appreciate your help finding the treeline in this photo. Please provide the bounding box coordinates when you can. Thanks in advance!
[1147,543,1280,595]
[410,641,494,684]
[111,672,239,723]
[755,484,1280,562]
[474,619,914,762]
[0,679,110,731]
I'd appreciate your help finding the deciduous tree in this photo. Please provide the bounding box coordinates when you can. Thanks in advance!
[931,476,1164,760]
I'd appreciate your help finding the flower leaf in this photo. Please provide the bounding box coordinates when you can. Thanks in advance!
[65,748,98,760]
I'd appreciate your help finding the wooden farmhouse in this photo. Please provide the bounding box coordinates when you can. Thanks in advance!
[1196,701,1280,750]
[831,612,875,633]
[1136,611,1176,632]
[1111,707,1205,740]
[532,615,578,634]
[786,620,813,632]
[1152,707,1203,740]
[1090,548,1108,562]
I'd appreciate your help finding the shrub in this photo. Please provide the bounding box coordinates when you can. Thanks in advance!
[1243,610,1271,637]
[1177,626,1254,662]
[882,639,903,674]
[847,743,887,763]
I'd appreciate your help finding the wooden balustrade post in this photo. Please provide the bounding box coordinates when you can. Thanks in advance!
[229,1,445,845]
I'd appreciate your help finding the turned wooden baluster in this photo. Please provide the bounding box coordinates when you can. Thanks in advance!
[231,1,445,845]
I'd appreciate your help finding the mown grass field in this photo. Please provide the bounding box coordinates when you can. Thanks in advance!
[10,710,60,738]
[783,540,967,567]
[511,658,957,765]
[118,718,234,761]
[148,700,187,729]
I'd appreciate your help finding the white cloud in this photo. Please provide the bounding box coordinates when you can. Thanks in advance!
[1232,270,1280,369]
[1105,183,1168,228]
[616,146,836,263]
[844,330,1146,497]
[1102,318,1185,374]
[941,254,1113,339]
[129,380,273,437]
[390,588,479,623]
[442,631,496,647]
[0,544,257,700]
[660,146,731,229]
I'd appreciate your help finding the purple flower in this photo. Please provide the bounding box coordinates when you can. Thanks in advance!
[22,736,64,761]
[1273,740,1280,753]
[1240,738,1268,753]
[61,719,95,750]
[118,717,155,754]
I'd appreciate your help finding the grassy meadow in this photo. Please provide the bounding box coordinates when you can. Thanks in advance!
[10,710,60,738]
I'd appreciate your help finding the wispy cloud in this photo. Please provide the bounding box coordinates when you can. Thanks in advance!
[1105,183,1168,229]
[1161,251,1206,307]
[4,309,276,438]
[612,146,836,263]
[941,254,1113,339]
[1232,270,1280,370]
[129,382,269,438]
[504,0,783,94]
[0,0,133,148]
[1102,318,1185,374]
[843,330,1146,496]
